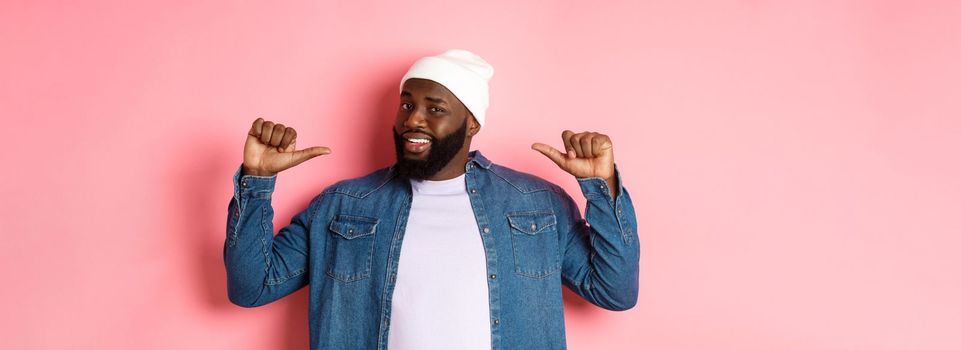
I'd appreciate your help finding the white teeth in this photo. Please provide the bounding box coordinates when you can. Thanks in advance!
[407,138,430,144]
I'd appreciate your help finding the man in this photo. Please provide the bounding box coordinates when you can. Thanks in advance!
[225,49,639,349]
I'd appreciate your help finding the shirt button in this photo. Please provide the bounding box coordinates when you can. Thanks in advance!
[483,227,490,234]
[241,180,248,187]
[470,189,477,194]
[494,319,500,325]
[490,274,496,279]
[530,224,537,230]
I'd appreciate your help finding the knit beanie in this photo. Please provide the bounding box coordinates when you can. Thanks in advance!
[400,49,494,126]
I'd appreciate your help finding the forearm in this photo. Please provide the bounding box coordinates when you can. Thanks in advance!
[224,165,310,307]
[564,165,640,311]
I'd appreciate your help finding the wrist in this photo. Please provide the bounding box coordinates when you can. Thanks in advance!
[605,174,619,198]
[242,165,275,177]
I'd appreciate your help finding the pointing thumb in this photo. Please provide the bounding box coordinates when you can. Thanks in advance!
[531,143,566,167]
[289,146,332,167]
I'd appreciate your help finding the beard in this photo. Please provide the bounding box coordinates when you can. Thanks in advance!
[392,118,468,180]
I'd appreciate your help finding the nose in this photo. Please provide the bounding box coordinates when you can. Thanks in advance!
[402,107,427,130]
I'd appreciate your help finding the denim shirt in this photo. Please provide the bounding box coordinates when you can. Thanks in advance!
[224,150,640,349]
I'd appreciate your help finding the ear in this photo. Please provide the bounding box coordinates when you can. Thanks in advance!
[468,113,481,137]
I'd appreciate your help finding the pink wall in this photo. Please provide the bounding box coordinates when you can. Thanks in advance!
[2,1,959,349]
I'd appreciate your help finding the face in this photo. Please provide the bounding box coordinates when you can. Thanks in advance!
[393,78,478,180]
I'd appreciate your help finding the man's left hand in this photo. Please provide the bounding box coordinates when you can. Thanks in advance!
[532,130,618,198]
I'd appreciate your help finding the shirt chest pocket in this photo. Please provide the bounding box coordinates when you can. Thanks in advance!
[507,210,560,279]
[326,214,379,283]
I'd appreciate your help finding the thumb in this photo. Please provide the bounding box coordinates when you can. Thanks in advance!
[531,143,567,168]
[288,146,332,167]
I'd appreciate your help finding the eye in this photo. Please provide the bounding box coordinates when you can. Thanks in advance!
[429,107,446,113]
[400,102,413,110]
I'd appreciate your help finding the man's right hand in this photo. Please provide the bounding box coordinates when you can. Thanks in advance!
[242,117,332,176]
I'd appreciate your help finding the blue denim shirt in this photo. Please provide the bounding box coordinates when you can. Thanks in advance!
[224,150,639,349]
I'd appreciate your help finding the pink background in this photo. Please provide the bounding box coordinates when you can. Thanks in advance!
[2,1,960,349]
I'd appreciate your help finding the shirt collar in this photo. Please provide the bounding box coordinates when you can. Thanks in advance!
[467,150,492,169]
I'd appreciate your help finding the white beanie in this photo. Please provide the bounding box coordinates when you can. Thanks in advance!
[400,49,494,127]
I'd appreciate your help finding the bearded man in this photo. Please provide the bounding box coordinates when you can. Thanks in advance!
[224,49,640,350]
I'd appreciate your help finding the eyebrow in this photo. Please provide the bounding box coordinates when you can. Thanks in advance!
[400,91,448,105]
[425,96,448,105]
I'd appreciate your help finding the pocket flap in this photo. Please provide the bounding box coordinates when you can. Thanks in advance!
[507,211,557,235]
[329,214,379,239]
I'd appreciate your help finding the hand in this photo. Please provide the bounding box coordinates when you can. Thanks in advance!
[532,130,618,196]
[242,117,332,176]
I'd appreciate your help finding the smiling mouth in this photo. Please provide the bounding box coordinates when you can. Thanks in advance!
[403,136,432,154]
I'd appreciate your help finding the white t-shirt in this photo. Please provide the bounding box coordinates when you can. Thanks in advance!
[387,173,492,350]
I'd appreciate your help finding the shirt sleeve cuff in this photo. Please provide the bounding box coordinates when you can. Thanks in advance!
[232,164,277,200]
[575,163,624,205]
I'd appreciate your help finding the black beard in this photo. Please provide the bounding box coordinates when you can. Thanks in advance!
[392,118,468,180]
